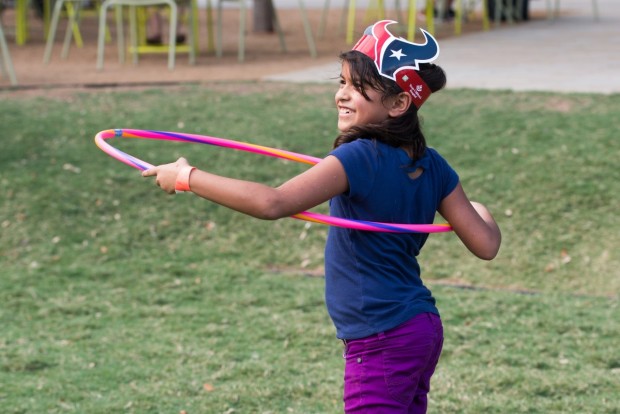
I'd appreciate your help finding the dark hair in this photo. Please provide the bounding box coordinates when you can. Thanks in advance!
[333,50,446,160]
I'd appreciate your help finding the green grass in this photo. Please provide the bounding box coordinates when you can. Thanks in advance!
[1,83,619,413]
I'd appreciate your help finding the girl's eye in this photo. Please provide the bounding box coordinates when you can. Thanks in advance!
[339,78,346,85]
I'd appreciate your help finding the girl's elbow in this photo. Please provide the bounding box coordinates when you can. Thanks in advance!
[475,246,500,261]
[253,196,291,221]
[476,234,502,261]
[257,207,285,221]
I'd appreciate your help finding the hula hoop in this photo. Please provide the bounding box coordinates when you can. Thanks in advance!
[95,129,452,234]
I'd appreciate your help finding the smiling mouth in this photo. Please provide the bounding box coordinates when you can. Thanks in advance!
[339,107,352,115]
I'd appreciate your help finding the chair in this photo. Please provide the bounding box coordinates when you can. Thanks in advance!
[319,0,385,44]
[43,0,87,63]
[320,0,486,44]
[423,0,495,37]
[97,0,197,70]
[455,0,491,34]
[216,0,316,62]
[0,17,18,85]
[406,0,478,41]
[14,0,29,45]
[547,0,599,20]
[126,0,199,66]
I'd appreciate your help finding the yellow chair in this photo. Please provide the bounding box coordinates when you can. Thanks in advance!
[14,0,29,45]
[454,0,491,34]
[0,17,18,85]
[127,0,199,65]
[97,0,197,70]
[407,0,490,40]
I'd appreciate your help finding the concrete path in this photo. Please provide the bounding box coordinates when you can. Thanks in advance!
[266,0,620,94]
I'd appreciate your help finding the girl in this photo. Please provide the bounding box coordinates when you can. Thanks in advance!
[143,20,501,414]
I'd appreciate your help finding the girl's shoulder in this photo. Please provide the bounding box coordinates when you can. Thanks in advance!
[330,138,379,158]
[423,147,451,165]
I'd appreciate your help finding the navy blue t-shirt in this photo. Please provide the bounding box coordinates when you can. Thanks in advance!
[325,139,459,340]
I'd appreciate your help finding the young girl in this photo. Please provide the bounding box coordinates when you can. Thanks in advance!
[143,20,501,413]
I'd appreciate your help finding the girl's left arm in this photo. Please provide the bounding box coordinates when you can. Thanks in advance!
[142,155,348,220]
[438,183,502,260]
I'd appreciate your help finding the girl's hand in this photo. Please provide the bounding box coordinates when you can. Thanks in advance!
[142,157,190,194]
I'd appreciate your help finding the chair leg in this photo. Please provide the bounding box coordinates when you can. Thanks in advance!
[167,1,178,70]
[0,22,18,85]
[318,0,330,39]
[394,0,404,24]
[297,0,317,58]
[115,5,125,64]
[515,0,523,21]
[546,0,556,19]
[129,6,139,65]
[271,2,287,53]
[481,0,490,30]
[339,0,348,35]
[407,0,416,41]
[426,0,435,36]
[43,0,65,63]
[494,0,502,26]
[61,2,82,59]
[454,0,462,35]
[592,0,599,20]
[16,0,29,45]
[67,2,84,48]
[407,0,418,42]
[97,1,110,69]
[189,0,199,62]
[216,0,223,57]
[238,0,245,62]
[206,0,215,53]
[345,0,356,44]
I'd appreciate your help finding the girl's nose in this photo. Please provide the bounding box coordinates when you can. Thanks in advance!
[335,85,349,103]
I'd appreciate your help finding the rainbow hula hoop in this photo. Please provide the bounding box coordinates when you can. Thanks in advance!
[95,129,452,234]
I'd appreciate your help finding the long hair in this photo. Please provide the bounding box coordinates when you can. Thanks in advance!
[333,50,447,160]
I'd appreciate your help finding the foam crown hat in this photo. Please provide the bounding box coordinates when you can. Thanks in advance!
[352,20,440,108]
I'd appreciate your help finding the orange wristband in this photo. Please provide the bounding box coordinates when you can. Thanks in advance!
[175,166,196,194]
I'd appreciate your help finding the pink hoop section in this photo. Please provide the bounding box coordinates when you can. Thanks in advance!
[95,129,452,234]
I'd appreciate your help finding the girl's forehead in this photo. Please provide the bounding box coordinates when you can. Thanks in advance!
[340,61,352,77]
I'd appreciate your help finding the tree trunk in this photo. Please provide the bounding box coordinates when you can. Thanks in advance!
[253,0,275,32]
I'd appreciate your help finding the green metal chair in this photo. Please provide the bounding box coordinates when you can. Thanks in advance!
[43,0,88,63]
[96,0,196,70]
[216,0,316,62]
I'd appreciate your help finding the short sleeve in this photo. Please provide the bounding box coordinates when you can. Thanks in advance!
[329,140,379,200]
[427,147,459,202]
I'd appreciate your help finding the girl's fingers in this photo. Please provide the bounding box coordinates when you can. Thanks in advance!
[142,167,157,177]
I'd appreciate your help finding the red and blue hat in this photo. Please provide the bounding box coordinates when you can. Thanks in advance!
[352,20,440,108]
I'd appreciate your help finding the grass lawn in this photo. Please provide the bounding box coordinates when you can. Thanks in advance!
[1,83,618,413]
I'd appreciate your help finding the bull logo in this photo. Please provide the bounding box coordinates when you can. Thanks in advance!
[353,20,440,83]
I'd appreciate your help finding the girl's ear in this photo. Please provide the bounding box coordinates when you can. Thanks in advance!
[388,92,413,117]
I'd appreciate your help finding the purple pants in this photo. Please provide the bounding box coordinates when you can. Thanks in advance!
[342,313,444,413]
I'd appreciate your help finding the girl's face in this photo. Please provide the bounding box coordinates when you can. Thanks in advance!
[335,62,392,132]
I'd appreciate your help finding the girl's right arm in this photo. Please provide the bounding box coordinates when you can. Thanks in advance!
[142,155,349,221]
[438,183,501,260]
